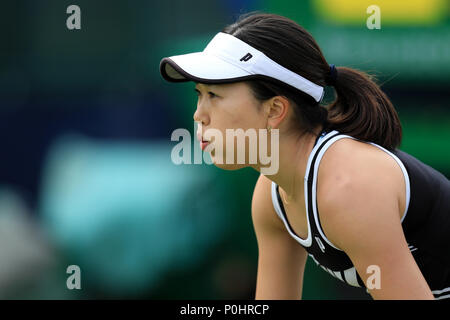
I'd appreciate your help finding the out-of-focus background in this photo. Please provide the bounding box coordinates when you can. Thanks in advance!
[0,0,448,299]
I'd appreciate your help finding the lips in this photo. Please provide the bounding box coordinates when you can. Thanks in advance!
[196,132,210,143]
[197,132,211,151]
[200,141,210,151]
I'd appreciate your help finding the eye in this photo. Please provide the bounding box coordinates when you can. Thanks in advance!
[194,88,219,99]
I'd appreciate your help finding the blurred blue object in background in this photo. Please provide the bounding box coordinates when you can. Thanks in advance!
[38,134,229,296]
[0,186,65,299]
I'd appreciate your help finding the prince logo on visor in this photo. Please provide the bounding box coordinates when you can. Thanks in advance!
[159,32,324,103]
[240,53,253,62]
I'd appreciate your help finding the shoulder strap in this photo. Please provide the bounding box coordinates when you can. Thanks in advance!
[306,132,349,251]
[270,130,341,247]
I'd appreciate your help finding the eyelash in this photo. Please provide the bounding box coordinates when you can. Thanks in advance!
[195,89,217,98]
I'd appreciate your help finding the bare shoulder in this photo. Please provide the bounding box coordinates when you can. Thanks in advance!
[313,138,432,299]
[252,174,286,234]
[316,137,406,248]
[317,137,404,199]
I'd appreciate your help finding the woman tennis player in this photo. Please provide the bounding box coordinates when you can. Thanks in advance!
[159,13,450,300]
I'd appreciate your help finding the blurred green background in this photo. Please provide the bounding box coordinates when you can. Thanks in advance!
[0,0,448,299]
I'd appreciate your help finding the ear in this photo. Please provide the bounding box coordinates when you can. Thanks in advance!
[264,95,291,129]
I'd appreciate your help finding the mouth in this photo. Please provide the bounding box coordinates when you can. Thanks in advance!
[200,140,210,151]
[199,136,211,151]
[197,132,211,143]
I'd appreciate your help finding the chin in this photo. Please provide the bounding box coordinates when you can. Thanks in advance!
[209,154,249,171]
[208,148,255,171]
[212,162,249,171]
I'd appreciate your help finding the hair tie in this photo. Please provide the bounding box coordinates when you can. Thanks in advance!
[325,64,338,86]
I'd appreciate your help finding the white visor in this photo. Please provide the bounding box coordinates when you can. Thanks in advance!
[160,32,324,102]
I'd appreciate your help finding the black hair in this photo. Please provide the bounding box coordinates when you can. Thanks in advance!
[222,13,402,150]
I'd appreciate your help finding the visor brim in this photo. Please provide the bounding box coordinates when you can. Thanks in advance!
[160,52,254,84]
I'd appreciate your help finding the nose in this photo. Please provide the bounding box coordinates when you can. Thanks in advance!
[193,104,209,126]
[193,109,201,122]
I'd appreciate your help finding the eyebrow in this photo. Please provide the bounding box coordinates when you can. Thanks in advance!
[196,83,223,92]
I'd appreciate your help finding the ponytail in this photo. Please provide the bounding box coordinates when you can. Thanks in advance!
[223,13,402,150]
[325,67,402,150]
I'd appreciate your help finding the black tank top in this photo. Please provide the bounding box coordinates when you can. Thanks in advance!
[271,130,450,299]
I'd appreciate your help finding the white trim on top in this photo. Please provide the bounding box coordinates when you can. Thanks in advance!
[434,287,450,300]
[270,181,284,222]
[310,135,411,251]
[432,287,450,295]
[311,134,353,251]
[269,130,340,248]
[271,181,312,247]
[367,142,411,223]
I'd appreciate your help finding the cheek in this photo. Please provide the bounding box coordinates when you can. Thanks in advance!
[225,100,263,129]
[219,107,264,152]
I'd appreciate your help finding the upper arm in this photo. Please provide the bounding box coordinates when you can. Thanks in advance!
[317,141,434,299]
[252,174,308,300]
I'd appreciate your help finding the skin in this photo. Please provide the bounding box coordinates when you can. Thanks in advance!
[194,81,271,170]
[193,81,434,300]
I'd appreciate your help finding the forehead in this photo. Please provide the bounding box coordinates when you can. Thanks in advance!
[194,82,246,91]
[195,82,219,89]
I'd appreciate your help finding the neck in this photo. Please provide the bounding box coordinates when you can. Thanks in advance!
[254,126,322,202]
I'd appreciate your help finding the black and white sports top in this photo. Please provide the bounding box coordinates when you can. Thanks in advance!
[271,130,450,299]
